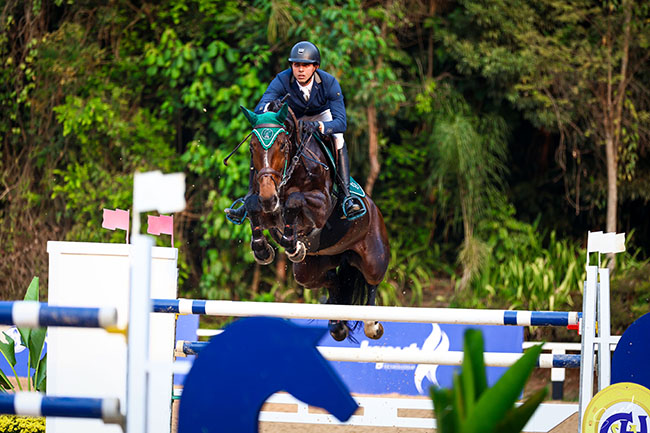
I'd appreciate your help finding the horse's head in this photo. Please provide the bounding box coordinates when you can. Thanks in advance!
[241,103,293,213]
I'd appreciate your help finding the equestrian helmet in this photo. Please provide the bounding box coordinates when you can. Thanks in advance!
[288,41,321,65]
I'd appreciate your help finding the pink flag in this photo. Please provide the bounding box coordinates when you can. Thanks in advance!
[102,208,130,243]
[147,214,174,246]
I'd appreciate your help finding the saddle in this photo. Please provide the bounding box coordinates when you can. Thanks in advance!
[296,133,366,253]
[309,133,366,199]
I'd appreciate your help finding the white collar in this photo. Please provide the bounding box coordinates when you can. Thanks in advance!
[297,77,314,95]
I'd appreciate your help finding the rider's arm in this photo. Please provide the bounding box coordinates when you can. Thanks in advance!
[321,79,347,135]
[255,75,285,114]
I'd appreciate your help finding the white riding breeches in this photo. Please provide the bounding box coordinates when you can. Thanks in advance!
[300,109,345,150]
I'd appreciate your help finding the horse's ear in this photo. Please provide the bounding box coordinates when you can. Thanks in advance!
[240,106,258,126]
[276,102,289,124]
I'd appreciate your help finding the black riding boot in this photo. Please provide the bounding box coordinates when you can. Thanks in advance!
[336,146,365,220]
[225,167,254,224]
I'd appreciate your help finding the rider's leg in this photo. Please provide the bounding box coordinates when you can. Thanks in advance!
[334,135,365,220]
[225,165,254,224]
[300,110,366,220]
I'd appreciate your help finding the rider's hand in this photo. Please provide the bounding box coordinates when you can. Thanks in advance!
[268,100,283,112]
[301,121,322,134]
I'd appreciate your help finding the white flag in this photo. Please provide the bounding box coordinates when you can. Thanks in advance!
[587,231,625,254]
[133,171,186,213]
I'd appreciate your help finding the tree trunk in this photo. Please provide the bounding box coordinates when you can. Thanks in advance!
[604,0,631,271]
[605,133,618,235]
[365,104,380,196]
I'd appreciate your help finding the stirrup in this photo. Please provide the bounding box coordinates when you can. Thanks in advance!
[225,198,247,225]
[342,196,366,221]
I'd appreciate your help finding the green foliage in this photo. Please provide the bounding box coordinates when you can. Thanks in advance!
[609,239,650,333]
[455,205,585,311]
[431,329,546,433]
[437,0,650,217]
[0,415,44,432]
[0,277,47,393]
[0,0,648,308]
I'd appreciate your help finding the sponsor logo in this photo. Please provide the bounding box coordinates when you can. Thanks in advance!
[364,324,450,394]
[583,383,650,433]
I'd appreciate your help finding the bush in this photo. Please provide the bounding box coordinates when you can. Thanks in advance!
[454,205,585,312]
[0,415,45,433]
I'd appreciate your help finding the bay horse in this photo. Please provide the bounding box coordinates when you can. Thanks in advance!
[233,102,390,341]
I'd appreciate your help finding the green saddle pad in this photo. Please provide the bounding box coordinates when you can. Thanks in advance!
[350,177,365,198]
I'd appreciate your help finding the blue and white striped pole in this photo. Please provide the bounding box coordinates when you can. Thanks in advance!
[175,340,581,368]
[154,299,580,327]
[0,393,122,423]
[0,301,118,329]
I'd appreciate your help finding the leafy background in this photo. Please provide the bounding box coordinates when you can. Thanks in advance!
[1,0,649,336]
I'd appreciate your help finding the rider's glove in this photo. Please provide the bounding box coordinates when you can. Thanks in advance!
[301,121,322,135]
[267,100,283,112]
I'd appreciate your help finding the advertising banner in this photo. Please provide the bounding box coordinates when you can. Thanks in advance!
[292,320,523,396]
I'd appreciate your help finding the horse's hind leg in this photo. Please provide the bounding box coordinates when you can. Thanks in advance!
[363,285,384,340]
[293,256,350,341]
[325,280,351,341]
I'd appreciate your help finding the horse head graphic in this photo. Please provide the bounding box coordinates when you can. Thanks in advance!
[413,323,450,394]
[178,317,358,433]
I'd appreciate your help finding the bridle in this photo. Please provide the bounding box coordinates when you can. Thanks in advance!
[224,103,329,195]
[251,107,308,195]
[253,122,290,192]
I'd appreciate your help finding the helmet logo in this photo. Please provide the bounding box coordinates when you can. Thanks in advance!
[298,48,305,54]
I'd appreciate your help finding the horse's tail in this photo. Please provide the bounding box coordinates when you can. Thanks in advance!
[336,257,371,306]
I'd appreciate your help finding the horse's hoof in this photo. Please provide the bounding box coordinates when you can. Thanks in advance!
[253,244,275,265]
[364,321,384,340]
[329,321,348,342]
[286,241,306,263]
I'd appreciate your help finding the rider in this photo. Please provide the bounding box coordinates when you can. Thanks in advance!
[225,41,365,223]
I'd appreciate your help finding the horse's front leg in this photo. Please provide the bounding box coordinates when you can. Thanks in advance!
[246,195,275,265]
[280,192,308,263]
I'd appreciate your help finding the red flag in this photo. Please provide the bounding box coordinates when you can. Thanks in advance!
[102,209,129,231]
[147,215,174,246]
[102,208,130,243]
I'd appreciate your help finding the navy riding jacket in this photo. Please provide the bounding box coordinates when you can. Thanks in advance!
[255,69,347,135]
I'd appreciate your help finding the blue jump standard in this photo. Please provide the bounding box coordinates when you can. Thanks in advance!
[0,301,116,328]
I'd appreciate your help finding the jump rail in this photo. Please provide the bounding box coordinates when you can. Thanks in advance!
[0,301,118,329]
[0,394,122,423]
[0,301,123,425]
[153,299,581,327]
[176,340,582,368]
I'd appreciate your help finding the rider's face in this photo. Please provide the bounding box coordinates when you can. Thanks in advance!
[291,62,318,85]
